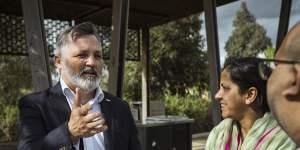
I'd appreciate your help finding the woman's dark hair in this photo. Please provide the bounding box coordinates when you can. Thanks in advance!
[223,57,270,113]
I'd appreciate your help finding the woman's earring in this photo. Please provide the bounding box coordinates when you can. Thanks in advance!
[246,100,251,104]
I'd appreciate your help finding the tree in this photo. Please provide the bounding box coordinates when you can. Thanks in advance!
[225,2,272,57]
[264,47,275,59]
[150,14,208,96]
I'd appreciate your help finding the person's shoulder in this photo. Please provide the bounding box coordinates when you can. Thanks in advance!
[264,112,281,125]
[209,118,233,136]
[262,113,297,148]
[103,91,130,106]
[19,87,54,106]
[269,125,296,149]
[206,118,233,149]
[102,91,133,116]
[215,118,233,129]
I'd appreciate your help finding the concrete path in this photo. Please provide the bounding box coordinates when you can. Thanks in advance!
[192,137,207,150]
[192,132,209,150]
[0,133,209,150]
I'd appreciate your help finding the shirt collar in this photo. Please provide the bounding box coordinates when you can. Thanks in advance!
[60,78,104,104]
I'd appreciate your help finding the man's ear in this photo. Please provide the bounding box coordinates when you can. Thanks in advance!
[283,64,300,98]
[245,87,258,104]
[54,55,62,73]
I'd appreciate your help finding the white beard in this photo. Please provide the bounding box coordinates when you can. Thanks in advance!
[62,61,101,92]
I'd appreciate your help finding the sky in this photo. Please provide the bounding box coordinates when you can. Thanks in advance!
[200,0,300,65]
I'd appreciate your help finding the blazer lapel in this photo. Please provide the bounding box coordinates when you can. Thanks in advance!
[101,94,114,150]
[49,82,71,123]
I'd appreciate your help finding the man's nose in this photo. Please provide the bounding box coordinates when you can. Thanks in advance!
[86,56,97,67]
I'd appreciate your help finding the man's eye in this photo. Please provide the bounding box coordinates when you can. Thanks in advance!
[95,54,102,59]
[77,54,87,59]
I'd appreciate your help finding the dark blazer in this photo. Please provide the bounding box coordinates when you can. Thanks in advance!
[18,83,141,150]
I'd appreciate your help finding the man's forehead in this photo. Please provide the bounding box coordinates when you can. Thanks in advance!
[79,48,102,53]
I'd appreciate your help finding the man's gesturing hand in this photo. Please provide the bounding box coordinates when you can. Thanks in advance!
[68,88,108,141]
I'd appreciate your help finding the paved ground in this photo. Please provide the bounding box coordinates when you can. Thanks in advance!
[192,132,208,150]
[0,141,17,150]
[0,136,208,150]
[192,137,207,150]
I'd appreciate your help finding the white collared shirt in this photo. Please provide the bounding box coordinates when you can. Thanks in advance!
[60,79,106,150]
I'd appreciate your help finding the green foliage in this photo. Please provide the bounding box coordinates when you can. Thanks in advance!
[225,2,272,57]
[150,14,208,97]
[264,47,275,59]
[0,105,18,141]
[0,56,32,141]
[121,15,211,132]
[123,61,142,102]
[164,89,213,133]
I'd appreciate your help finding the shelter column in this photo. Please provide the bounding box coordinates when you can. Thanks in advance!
[141,27,150,123]
[203,0,222,125]
[108,0,130,97]
[21,0,52,92]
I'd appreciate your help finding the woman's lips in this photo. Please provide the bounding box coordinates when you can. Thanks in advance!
[220,103,226,109]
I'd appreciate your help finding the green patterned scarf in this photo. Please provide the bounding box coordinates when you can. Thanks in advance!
[205,113,296,150]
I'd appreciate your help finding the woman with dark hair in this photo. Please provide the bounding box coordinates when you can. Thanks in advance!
[205,57,295,150]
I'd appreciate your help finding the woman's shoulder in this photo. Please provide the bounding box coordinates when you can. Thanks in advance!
[206,118,234,150]
[216,118,233,127]
[263,113,296,149]
[210,118,233,133]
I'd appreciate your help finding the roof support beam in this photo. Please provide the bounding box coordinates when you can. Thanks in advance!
[78,6,110,20]
[108,0,130,97]
[276,0,292,52]
[21,0,52,92]
[203,0,222,125]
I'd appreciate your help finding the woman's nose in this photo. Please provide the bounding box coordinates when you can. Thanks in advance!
[215,90,222,101]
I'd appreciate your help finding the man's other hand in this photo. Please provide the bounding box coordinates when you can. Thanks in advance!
[68,88,108,142]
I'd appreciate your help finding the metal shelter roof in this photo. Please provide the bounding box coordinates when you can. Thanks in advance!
[0,0,236,29]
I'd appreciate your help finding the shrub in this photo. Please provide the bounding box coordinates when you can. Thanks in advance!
[0,56,32,141]
[164,90,213,133]
[0,105,18,141]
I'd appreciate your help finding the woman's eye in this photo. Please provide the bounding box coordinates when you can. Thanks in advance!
[223,87,230,91]
[221,84,230,91]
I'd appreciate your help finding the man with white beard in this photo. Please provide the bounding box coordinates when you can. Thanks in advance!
[18,22,141,150]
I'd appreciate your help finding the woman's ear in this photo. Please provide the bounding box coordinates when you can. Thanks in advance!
[245,87,258,104]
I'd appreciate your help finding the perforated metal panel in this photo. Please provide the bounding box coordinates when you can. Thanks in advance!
[127,29,140,61]
[95,26,140,61]
[0,13,140,61]
[44,19,71,57]
[0,13,27,56]
[96,25,111,60]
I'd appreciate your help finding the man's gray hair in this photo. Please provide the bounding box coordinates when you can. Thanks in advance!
[55,22,100,57]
